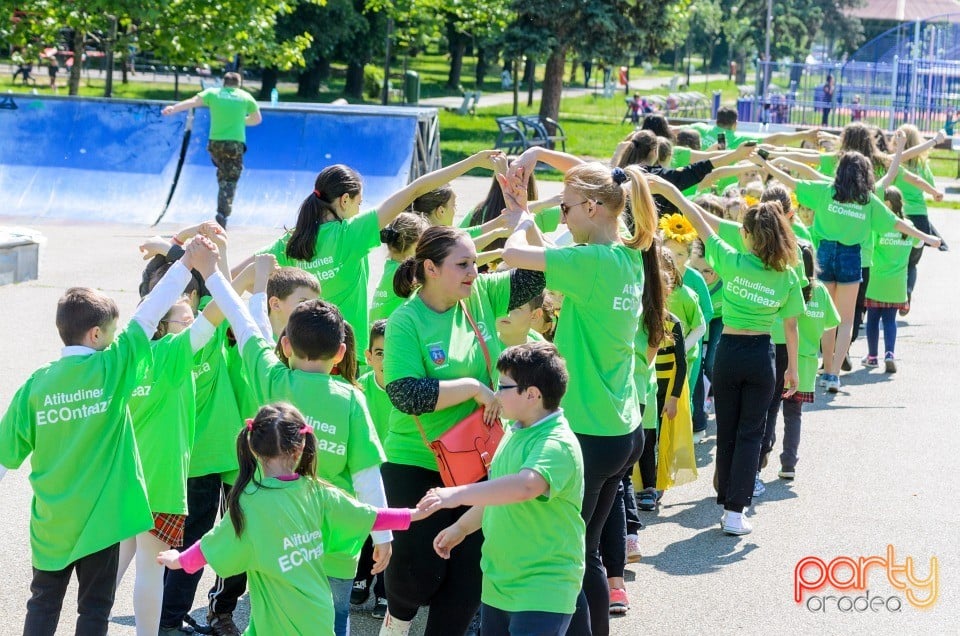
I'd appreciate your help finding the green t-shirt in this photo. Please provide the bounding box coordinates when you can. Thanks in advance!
[717,218,808,287]
[128,331,196,515]
[866,228,921,303]
[690,122,758,150]
[771,283,840,392]
[895,161,935,217]
[481,412,585,614]
[545,243,643,436]
[682,268,714,336]
[260,212,381,356]
[370,259,405,325]
[671,146,692,169]
[201,477,375,636]
[818,153,837,177]
[641,369,658,430]
[359,371,392,444]
[0,323,154,570]
[792,220,814,245]
[708,279,723,317]
[191,321,243,479]
[705,234,805,333]
[795,180,898,247]
[535,206,563,234]
[226,336,259,420]
[382,272,512,470]
[241,338,385,495]
[633,321,653,409]
[199,87,259,143]
[667,284,704,365]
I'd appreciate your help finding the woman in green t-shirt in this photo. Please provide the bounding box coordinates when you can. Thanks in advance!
[762,148,939,394]
[234,150,500,357]
[650,176,804,537]
[499,148,658,636]
[380,225,546,635]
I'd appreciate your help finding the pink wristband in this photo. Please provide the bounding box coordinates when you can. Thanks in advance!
[372,508,412,532]
[179,541,208,575]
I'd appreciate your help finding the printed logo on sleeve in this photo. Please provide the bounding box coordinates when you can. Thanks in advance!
[427,343,447,367]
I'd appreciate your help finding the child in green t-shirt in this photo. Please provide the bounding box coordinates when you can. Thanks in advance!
[0,237,216,636]
[419,342,585,635]
[353,319,393,616]
[496,291,550,347]
[371,213,430,324]
[157,403,430,636]
[206,257,390,636]
[264,265,321,340]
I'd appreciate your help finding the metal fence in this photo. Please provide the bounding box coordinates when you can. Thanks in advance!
[746,58,960,133]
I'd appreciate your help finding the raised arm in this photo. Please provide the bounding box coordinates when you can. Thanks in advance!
[770,157,831,182]
[375,150,502,229]
[900,130,946,163]
[161,93,204,116]
[878,130,905,192]
[646,175,717,239]
[765,128,819,148]
[511,146,584,179]
[758,157,800,191]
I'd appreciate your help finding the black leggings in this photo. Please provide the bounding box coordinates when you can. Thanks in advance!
[713,334,775,513]
[851,268,870,343]
[567,425,644,636]
[381,462,483,635]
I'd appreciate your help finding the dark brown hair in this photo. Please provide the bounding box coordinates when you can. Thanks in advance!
[227,402,317,537]
[496,342,569,410]
[380,212,430,255]
[641,240,667,348]
[410,186,454,222]
[56,287,120,346]
[833,151,874,206]
[393,226,469,298]
[617,129,659,167]
[742,202,798,271]
[641,113,673,141]
[286,165,362,261]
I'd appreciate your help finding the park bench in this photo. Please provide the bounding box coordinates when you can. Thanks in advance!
[448,90,481,116]
[494,115,567,153]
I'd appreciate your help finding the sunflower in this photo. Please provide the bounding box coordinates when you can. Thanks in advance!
[658,213,698,243]
[744,195,760,208]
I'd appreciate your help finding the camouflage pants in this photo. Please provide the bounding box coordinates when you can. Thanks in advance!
[207,140,246,217]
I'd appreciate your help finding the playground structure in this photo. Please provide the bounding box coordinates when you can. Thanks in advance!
[0,96,440,227]
[746,13,960,132]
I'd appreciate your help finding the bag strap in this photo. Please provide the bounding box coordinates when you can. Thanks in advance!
[459,300,493,387]
[413,300,494,449]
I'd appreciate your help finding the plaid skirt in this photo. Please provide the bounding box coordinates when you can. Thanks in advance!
[785,391,815,404]
[864,299,908,310]
[151,512,186,547]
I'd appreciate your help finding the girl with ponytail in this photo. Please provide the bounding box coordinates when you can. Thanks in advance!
[370,212,430,323]
[157,403,431,636]
[498,145,657,636]
[235,150,502,356]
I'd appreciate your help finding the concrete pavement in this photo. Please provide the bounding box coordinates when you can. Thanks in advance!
[0,181,956,634]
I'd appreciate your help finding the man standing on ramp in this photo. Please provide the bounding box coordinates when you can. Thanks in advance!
[162,72,262,227]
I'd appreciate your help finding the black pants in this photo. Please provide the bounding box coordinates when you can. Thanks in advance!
[355,537,386,598]
[906,214,940,296]
[160,474,247,628]
[851,268,870,343]
[760,344,787,466]
[713,334,775,513]
[24,543,119,636]
[567,425,644,636]
[692,361,707,433]
[382,462,483,635]
[598,470,642,580]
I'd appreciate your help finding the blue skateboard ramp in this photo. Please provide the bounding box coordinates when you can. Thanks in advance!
[162,104,426,228]
[0,97,184,223]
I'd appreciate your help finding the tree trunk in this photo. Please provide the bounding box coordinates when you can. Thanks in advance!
[260,67,279,100]
[569,59,578,85]
[475,47,487,88]
[538,47,566,135]
[298,63,322,98]
[316,56,331,83]
[735,49,747,85]
[68,29,83,96]
[121,53,129,84]
[446,22,467,89]
[345,61,364,99]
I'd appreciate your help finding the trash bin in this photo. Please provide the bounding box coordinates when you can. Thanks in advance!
[736,97,754,123]
[404,71,420,105]
[711,90,722,119]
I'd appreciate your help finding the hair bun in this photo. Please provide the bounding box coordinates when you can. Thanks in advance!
[611,167,628,185]
[380,227,400,244]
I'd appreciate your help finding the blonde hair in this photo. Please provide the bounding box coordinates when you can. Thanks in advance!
[563,162,656,250]
[898,124,926,170]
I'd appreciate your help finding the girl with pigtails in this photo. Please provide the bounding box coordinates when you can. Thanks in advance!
[156,403,430,636]
[499,146,658,636]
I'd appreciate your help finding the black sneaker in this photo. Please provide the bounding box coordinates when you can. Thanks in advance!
[206,612,240,636]
[372,596,389,619]
[637,487,657,511]
[159,626,197,636]
[351,578,371,605]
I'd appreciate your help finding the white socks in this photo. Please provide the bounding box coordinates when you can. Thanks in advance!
[116,531,171,636]
[379,611,412,636]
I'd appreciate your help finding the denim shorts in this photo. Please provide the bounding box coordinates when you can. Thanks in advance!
[817,240,862,284]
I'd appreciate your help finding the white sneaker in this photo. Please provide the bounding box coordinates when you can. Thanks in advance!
[379,611,412,636]
[693,429,706,444]
[721,512,753,536]
[753,473,766,497]
[626,534,642,563]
